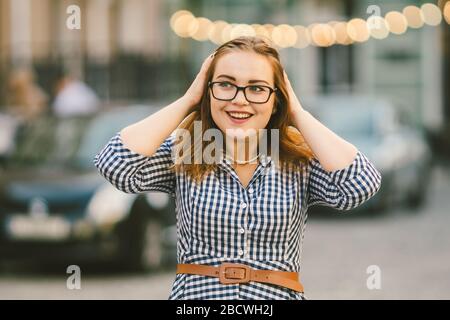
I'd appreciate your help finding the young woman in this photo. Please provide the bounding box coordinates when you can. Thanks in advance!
[94,36,382,300]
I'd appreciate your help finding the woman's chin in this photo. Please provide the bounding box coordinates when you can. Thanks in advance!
[223,127,258,140]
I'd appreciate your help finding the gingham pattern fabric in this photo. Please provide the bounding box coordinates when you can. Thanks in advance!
[94,131,382,300]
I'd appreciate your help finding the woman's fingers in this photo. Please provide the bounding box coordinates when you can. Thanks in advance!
[198,52,215,77]
[183,52,216,107]
[204,52,215,66]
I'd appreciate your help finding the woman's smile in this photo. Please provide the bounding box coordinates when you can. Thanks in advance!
[225,110,254,125]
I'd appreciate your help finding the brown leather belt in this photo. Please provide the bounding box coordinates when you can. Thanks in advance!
[176,263,304,293]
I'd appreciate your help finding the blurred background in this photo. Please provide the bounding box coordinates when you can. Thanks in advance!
[0,0,449,299]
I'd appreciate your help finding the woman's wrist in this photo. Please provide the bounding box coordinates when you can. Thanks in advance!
[178,95,198,114]
[290,105,306,119]
[290,106,310,131]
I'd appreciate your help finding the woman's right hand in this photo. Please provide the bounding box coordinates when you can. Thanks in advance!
[182,53,215,111]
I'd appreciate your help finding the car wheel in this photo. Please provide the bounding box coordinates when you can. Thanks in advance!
[406,183,427,210]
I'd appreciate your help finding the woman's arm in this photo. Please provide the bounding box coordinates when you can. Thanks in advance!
[121,53,215,157]
[93,53,215,194]
[120,96,193,157]
[284,71,357,172]
[93,98,194,195]
[291,108,358,172]
[283,71,381,210]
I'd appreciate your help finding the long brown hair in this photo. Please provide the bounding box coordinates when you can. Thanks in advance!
[171,36,313,182]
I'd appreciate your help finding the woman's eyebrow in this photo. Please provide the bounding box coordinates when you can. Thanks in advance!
[216,74,270,85]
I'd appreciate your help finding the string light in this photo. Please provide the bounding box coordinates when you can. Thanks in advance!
[403,5,425,28]
[421,3,442,26]
[310,23,336,47]
[170,2,448,48]
[208,20,227,45]
[331,21,354,45]
[367,16,389,40]
[171,11,198,38]
[230,24,255,39]
[444,1,450,24]
[385,11,408,35]
[192,17,213,41]
[293,25,311,48]
[272,24,297,48]
[347,18,370,42]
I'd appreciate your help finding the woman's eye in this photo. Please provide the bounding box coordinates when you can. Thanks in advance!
[218,82,232,88]
[249,86,265,92]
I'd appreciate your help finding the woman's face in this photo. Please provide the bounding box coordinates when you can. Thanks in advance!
[209,51,276,139]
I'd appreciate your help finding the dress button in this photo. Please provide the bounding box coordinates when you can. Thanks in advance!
[248,188,253,194]
[241,202,247,209]
[239,228,245,234]
[238,249,244,256]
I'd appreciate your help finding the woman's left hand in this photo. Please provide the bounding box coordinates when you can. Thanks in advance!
[283,70,305,118]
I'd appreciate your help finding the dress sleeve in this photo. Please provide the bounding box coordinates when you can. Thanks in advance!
[93,131,176,196]
[307,150,382,210]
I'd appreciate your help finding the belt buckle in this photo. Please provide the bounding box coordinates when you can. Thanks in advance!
[219,263,251,285]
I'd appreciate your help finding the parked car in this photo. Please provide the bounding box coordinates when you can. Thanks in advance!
[304,95,432,212]
[0,105,176,271]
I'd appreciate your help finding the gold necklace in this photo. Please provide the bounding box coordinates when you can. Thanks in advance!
[225,153,260,165]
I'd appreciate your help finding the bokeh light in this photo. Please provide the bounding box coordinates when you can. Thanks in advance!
[192,17,212,41]
[367,16,389,40]
[444,1,450,24]
[310,23,336,47]
[171,11,198,38]
[385,11,408,35]
[347,18,370,42]
[293,25,311,49]
[230,24,256,40]
[403,5,425,29]
[330,22,353,45]
[421,3,443,26]
[208,20,228,45]
[272,24,297,48]
[171,3,446,47]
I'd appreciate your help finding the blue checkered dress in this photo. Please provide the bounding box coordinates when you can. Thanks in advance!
[94,131,382,300]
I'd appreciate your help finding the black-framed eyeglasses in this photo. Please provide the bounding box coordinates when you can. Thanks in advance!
[208,81,278,104]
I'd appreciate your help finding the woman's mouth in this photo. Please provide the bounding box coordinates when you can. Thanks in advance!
[226,111,254,124]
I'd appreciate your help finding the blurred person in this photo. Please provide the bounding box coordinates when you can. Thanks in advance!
[0,113,20,158]
[52,75,100,118]
[94,36,382,300]
[7,68,48,122]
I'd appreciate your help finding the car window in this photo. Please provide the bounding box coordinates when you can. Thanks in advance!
[315,106,376,139]
[72,106,157,169]
[5,116,92,169]
[4,106,159,170]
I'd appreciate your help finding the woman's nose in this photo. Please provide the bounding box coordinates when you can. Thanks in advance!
[232,89,248,105]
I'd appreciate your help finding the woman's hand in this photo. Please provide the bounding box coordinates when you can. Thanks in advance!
[182,53,215,111]
[283,70,305,118]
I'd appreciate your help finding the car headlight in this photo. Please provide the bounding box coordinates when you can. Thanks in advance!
[87,184,137,227]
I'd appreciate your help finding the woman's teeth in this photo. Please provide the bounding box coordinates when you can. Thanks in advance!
[227,112,252,119]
